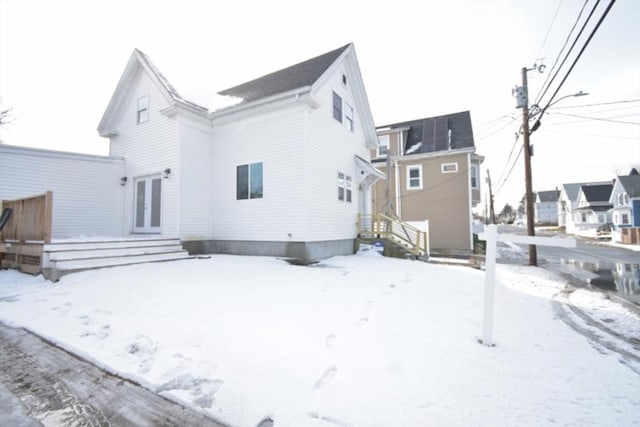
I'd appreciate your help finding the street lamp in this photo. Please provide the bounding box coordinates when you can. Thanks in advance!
[530,91,589,133]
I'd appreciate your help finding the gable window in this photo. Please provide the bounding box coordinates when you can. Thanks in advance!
[345,103,354,132]
[470,164,479,189]
[342,74,347,86]
[441,162,458,174]
[338,172,352,202]
[333,92,342,123]
[237,162,263,200]
[407,165,422,190]
[137,95,149,124]
[377,134,389,157]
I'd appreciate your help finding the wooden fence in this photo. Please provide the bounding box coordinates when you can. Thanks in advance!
[0,191,52,274]
[621,227,640,245]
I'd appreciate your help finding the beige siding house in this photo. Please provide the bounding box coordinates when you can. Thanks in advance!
[371,111,483,251]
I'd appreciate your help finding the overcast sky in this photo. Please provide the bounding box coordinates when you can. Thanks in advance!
[1,0,639,210]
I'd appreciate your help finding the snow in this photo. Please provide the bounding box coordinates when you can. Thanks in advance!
[1,253,639,427]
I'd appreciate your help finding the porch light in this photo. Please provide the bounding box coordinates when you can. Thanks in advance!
[164,168,171,179]
[120,176,128,186]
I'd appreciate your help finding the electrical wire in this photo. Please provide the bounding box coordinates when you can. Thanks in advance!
[544,111,640,125]
[494,144,524,196]
[534,0,593,106]
[539,0,617,118]
[536,0,565,61]
[548,98,640,109]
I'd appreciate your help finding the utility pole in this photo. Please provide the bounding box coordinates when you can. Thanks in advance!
[486,169,495,224]
[521,66,537,266]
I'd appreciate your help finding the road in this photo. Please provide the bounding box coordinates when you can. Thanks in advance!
[0,323,228,427]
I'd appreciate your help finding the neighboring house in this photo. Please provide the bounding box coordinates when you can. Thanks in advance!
[573,183,613,238]
[558,181,609,233]
[534,190,560,225]
[609,170,640,242]
[3,44,384,263]
[370,111,483,251]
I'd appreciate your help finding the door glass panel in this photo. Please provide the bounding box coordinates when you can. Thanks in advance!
[151,178,161,227]
[136,180,146,227]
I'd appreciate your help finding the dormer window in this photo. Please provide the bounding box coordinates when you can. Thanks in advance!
[137,95,149,124]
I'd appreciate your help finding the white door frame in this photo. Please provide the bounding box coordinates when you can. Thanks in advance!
[133,174,162,233]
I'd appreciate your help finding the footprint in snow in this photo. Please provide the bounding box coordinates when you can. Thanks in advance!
[325,334,336,348]
[127,335,158,374]
[157,373,224,409]
[52,302,72,315]
[313,366,337,390]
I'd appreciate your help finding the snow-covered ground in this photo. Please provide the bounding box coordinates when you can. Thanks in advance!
[1,252,639,427]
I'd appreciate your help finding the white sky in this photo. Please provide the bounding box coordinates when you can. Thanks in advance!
[1,0,639,210]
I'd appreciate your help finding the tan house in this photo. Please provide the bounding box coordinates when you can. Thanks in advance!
[371,111,483,251]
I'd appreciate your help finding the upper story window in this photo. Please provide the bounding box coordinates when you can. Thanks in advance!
[441,162,458,174]
[137,95,149,124]
[342,74,347,86]
[345,103,354,132]
[333,92,342,123]
[338,172,352,202]
[237,162,263,200]
[470,164,479,189]
[377,135,389,157]
[407,165,422,190]
[618,193,629,206]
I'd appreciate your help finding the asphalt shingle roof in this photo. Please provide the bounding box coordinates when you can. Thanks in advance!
[377,111,475,155]
[218,44,351,102]
[537,190,560,202]
[581,184,613,202]
[618,175,640,198]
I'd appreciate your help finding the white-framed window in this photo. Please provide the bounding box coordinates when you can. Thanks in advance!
[622,213,629,224]
[345,103,354,132]
[470,164,479,189]
[441,162,458,173]
[236,162,263,200]
[407,165,422,190]
[137,95,149,123]
[333,92,342,123]
[338,172,352,202]
[377,134,389,157]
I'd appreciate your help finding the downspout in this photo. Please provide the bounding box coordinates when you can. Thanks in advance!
[467,152,473,250]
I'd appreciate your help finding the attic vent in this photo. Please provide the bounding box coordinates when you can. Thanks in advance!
[342,74,347,86]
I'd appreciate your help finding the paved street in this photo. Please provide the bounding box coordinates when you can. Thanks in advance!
[0,323,227,427]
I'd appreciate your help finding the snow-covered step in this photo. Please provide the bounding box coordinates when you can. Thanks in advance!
[49,251,191,271]
[46,245,185,261]
[44,238,181,252]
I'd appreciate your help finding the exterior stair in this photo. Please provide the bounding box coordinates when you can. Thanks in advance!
[41,238,192,281]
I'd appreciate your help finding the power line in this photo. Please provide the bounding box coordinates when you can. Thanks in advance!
[536,0,565,60]
[541,129,640,140]
[493,131,521,187]
[545,111,640,125]
[548,98,640,109]
[475,117,519,143]
[494,145,524,196]
[534,0,593,106]
[540,0,617,115]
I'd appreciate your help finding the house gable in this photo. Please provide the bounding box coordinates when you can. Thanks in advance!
[98,49,207,138]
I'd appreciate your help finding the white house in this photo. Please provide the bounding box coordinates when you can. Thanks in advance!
[558,181,609,233]
[534,190,559,225]
[572,183,613,238]
[93,43,382,263]
[609,172,640,242]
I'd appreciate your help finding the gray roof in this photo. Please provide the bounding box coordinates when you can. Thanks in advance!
[218,44,351,102]
[377,111,475,155]
[537,190,560,202]
[618,175,640,198]
[581,184,613,203]
[562,181,609,202]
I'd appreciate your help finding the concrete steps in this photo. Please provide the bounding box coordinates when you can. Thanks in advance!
[42,238,192,281]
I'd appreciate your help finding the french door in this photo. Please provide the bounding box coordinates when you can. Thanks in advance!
[134,175,162,233]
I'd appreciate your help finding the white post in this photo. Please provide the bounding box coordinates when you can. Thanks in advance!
[482,224,498,346]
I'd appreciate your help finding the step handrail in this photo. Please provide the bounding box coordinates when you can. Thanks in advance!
[357,214,429,256]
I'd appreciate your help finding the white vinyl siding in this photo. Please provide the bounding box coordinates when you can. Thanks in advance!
[212,105,306,241]
[109,74,179,236]
[0,145,124,239]
[137,95,149,123]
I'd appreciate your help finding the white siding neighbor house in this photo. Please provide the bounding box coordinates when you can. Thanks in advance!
[94,43,382,262]
[609,171,640,242]
[534,190,560,225]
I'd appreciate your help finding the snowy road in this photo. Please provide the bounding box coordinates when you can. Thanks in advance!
[0,323,228,427]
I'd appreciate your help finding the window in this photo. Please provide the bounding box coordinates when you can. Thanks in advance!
[333,92,342,123]
[407,165,422,190]
[470,164,479,189]
[377,134,389,157]
[236,162,263,200]
[622,213,629,224]
[137,95,149,123]
[441,162,458,173]
[345,103,354,132]
[342,74,347,86]
[338,172,352,202]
